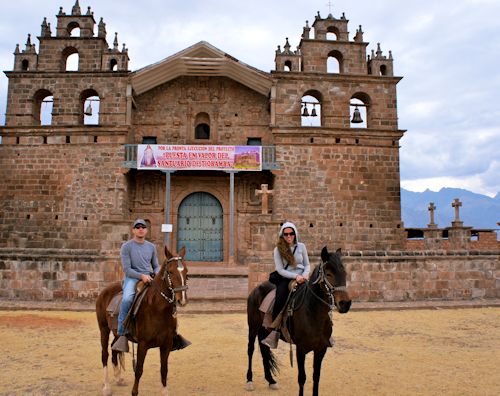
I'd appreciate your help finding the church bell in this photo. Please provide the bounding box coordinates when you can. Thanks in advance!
[311,104,317,117]
[84,103,93,116]
[351,106,363,123]
[302,104,309,117]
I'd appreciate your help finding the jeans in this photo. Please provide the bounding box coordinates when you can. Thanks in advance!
[117,276,139,336]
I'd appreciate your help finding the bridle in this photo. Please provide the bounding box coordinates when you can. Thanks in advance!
[308,258,347,311]
[156,256,188,305]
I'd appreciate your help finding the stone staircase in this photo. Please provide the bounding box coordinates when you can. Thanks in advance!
[187,265,249,302]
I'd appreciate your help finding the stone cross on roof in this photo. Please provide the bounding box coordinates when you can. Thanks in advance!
[255,184,273,215]
[427,202,437,228]
[451,198,463,227]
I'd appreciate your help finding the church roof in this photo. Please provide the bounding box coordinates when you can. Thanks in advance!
[131,41,272,96]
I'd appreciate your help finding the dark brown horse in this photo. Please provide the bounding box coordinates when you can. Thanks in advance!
[246,247,351,396]
[96,246,188,396]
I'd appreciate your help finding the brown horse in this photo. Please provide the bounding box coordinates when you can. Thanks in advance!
[96,246,188,396]
[246,247,351,396]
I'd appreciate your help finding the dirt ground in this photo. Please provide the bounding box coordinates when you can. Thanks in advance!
[0,307,499,396]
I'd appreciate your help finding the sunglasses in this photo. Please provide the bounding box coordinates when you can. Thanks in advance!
[134,225,147,229]
[283,232,295,237]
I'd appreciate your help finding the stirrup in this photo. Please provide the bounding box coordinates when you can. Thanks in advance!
[111,335,129,353]
[261,331,279,349]
[172,334,192,351]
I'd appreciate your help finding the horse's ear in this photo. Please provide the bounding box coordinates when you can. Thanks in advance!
[321,246,329,262]
[164,246,173,259]
[179,245,186,258]
[335,248,342,255]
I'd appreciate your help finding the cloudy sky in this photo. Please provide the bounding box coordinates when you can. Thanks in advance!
[1,0,499,197]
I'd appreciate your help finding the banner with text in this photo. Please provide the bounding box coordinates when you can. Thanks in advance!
[137,144,262,171]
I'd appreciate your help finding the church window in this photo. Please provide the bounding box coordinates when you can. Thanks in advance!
[110,59,118,71]
[194,112,211,140]
[142,136,157,144]
[62,47,79,71]
[380,65,387,76]
[21,59,29,71]
[80,89,100,125]
[350,93,370,129]
[68,22,80,37]
[326,26,340,40]
[284,60,292,72]
[327,50,343,73]
[247,138,261,146]
[301,92,322,127]
[33,89,53,126]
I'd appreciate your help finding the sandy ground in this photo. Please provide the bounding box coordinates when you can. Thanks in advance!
[0,308,499,396]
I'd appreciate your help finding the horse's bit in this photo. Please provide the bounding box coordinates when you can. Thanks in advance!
[309,259,347,311]
[157,256,188,305]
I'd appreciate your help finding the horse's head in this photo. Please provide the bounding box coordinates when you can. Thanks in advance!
[163,246,189,307]
[320,246,351,313]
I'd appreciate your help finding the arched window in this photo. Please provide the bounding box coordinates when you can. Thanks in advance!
[21,59,30,71]
[62,47,79,71]
[380,65,387,76]
[110,59,118,71]
[80,89,100,125]
[68,22,80,37]
[195,112,210,139]
[284,60,292,72]
[33,89,53,126]
[326,26,339,40]
[350,93,371,129]
[327,50,343,74]
[301,92,322,127]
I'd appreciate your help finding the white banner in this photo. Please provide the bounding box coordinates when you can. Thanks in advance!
[137,144,262,171]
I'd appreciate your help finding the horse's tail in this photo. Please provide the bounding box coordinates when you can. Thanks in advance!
[258,328,279,376]
[260,343,279,376]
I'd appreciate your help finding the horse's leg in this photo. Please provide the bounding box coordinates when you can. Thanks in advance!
[312,347,327,396]
[100,327,112,396]
[132,342,148,396]
[257,327,279,389]
[296,348,307,396]
[159,344,170,396]
[246,324,258,391]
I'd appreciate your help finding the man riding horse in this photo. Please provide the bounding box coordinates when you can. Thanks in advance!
[112,219,190,352]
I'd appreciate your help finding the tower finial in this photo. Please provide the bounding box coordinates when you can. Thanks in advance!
[72,0,81,15]
[113,32,119,50]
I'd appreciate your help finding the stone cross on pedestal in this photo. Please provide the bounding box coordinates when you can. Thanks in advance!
[451,198,463,227]
[255,184,273,215]
[427,202,437,228]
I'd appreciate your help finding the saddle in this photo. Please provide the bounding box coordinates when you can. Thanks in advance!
[106,281,150,341]
[259,281,304,344]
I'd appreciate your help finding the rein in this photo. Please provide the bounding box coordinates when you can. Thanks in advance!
[153,256,188,305]
[307,260,347,311]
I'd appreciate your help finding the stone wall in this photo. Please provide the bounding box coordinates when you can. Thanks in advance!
[249,250,500,301]
[0,248,122,300]
[0,142,127,250]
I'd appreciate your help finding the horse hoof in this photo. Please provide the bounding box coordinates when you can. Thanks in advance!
[245,381,255,391]
[116,378,126,387]
[269,383,280,390]
[102,384,112,396]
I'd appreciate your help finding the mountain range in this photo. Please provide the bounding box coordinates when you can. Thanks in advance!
[401,188,500,229]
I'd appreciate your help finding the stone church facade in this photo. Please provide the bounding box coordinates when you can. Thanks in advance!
[1,2,498,301]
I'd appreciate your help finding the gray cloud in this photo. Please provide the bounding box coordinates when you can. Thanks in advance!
[0,0,498,196]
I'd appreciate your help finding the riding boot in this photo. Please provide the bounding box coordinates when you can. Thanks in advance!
[172,333,192,351]
[111,335,129,353]
[261,330,280,349]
